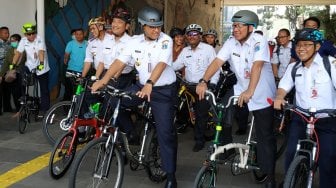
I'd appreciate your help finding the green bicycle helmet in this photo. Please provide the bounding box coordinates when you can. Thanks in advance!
[22,22,36,34]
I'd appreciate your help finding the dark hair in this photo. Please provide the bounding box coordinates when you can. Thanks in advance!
[169,27,184,38]
[303,17,320,29]
[71,28,84,34]
[10,34,21,41]
[278,28,290,36]
[0,26,9,31]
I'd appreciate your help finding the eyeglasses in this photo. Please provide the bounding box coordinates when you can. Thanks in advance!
[26,33,35,36]
[187,31,199,37]
[276,36,289,39]
[296,43,315,49]
[232,23,248,29]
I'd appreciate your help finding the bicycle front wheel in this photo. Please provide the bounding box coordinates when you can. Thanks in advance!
[18,107,29,134]
[42,101,72,145]
[284,155,310,188]
[69,137,124,188]
[193,164,216,188]
[49,132,77,179]
[144,129,167,183]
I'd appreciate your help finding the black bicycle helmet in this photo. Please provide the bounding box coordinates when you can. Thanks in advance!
[138,6,163,27]
[169,27,184,38]
[294,28,323,44]
[231,10,259,28]
[112,7,131,23]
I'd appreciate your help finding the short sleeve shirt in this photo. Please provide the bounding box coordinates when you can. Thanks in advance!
[96,33,133,74]
[279,54,336,110]
[65,39,88,72]
[117,32,176,86]
[84,36,105,69]
[173,42,219,84]
[271,41,292,78]
[217,33,276,111]
[17,35,50,75]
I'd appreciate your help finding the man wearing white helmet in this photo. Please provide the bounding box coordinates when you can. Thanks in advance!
[92,6,178,188]
[173,23,219,152]
[196,10,277,188]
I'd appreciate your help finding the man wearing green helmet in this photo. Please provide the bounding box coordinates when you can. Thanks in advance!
[12,22,50,118]
[274,28,336,188]
[196,10,277,188]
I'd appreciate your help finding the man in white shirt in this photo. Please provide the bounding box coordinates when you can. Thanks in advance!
[274,28,336,188]
[272,28,292,80]
[196,10,277,188]
[173,23,219,152]
[12,23,50,117]
[92,6,178,188]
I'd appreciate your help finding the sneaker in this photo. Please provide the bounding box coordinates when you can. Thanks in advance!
[192,143,204,152]
[37,111,45,119]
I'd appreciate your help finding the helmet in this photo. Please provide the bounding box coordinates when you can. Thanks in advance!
[138,6,163,27]
[185,24,203,34]
[169,27,184,38]
[294,28,323,44]
[22,22,36,34]
[204,29,217,38]
[231,10,259,28]
[112,7,131,23]
[88,17,105,26]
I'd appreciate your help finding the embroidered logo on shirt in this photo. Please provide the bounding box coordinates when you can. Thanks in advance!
[186,55,192,58]
[162,40,169,49]
[254,42,260,52]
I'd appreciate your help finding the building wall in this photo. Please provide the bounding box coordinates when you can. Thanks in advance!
[0,0,36,36]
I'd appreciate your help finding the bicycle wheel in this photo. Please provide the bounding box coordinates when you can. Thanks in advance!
[49,132,77,179]
[69,137,124,188]
[193,165,216,188]
[144,129,167,183]
[17,107,29,134]
[284,155,310,188]
[42,101,72,145]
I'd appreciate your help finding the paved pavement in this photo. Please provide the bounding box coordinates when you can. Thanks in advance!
[0,111,286,188]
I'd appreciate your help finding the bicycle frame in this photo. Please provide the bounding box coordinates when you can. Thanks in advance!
[177,84,196,125]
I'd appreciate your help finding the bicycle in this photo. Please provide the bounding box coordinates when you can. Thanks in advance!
[193,90,268,188]
[42,71,83,146]
[48,76,107,179]
[17,68,40,134]
[174,72,215,139]
[282,103,336,188]
[68,85,166,188]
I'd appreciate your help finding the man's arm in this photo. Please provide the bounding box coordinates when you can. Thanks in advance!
[273,88,287,110]
[95,62,104,79]
[12,51,22,65]
[81,62,92,78]
[64,52,70,65]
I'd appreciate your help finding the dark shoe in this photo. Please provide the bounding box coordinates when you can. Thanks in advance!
[218,149,235,162]
[165,179,177,188]
[192,143,204,152]
[37,111,45,120]
[235,129,247,135]
[278,181,283,188]
[264,180,276,188]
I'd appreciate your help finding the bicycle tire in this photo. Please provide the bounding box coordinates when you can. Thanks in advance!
[193,165,216,188]
[42,101,72,145]
[49,131,77,179]
[284,155,310,188]
[144,129,167,183]
[69,137,124,188]
[18,107,29,134]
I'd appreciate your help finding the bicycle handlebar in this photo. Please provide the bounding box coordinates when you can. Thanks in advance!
[205,90,238,108]
[65,71,82,78]
[283,103,336,118]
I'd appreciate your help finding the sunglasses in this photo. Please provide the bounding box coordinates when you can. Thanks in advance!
[26,33,35,36]
[187,31,199,37]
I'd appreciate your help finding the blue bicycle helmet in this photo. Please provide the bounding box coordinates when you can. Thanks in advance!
[294,28,323,44]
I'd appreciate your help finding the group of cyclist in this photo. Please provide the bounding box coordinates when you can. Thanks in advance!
[5,4,336,188]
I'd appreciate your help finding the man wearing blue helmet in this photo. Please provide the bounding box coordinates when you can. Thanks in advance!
[274,28,336,188]
[196,10,277,188]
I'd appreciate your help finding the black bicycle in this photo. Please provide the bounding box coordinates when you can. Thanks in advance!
[17,68,39,134]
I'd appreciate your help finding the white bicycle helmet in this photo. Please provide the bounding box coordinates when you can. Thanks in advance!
[204,29,217,38]
[185,24,203,34]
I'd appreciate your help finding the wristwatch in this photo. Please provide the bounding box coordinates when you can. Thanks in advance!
[146,79,155,86]
[199,78,209,85]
